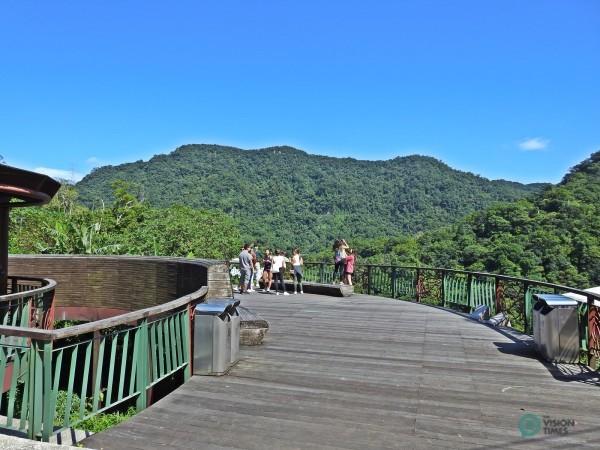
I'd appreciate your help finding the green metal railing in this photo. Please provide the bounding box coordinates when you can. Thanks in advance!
[0,285,206,441]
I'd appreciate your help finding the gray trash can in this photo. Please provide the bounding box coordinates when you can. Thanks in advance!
[533,294,579,363]
[204,299,241,366]
[194,302,232,375]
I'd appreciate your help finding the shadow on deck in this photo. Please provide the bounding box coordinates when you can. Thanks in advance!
[81,292,600,450]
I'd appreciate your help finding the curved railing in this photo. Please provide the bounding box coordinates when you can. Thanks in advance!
[0,276,56,330]
[0,256,226,442]
[302,262,600,367]
[0,284,207,441]
[229,261,599,367]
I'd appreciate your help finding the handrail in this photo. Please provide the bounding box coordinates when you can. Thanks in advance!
[302,262,600,303]
[0,275,56,330]
[233,261,599,368]
[0,276,56,302]
[0,282,208,441]
[0,256,221,442]
[51,285,208,340]
[0,285,208,341]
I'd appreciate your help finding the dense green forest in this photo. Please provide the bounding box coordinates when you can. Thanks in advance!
[363,151,600,287]
[9,147,599,289]
[76,144,545,253]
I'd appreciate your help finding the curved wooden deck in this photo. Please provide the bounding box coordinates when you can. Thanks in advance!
[82,292,600,449]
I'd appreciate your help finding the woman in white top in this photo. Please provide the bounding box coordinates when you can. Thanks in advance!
[271,250,288,296]
[332,239,349,284]
[291,248,304,294]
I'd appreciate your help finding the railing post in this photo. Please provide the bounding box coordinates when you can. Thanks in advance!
[27,340,38,440]
[28,339,52,441]
[41,341,54,442]
[391,267,397,299]
[184,307,193,380]
[92,330,101,400]
[136,319,149,411]
[320,262,326,284]
[523,281,530,334]
[415,268,421,302]
[367,265,372,295]
[587,295,596,369]
[440,270,446,307]
[466,273,473,309]
[495,277,503,314]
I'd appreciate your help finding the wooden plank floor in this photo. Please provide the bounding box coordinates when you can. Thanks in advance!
[82,293,600,449]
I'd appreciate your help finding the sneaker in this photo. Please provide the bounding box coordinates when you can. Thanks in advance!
[300,290,304,294]
[248,289,255,293]
[283,292,290,296]
[266,288,270,292]
[294,291,297,295]
[276,292,280,296]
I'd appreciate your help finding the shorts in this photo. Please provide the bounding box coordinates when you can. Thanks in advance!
[240,268,251,282]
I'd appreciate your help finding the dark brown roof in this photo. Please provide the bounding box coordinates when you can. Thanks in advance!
[0,164,61,207]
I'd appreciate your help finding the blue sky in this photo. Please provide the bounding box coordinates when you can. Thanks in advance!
[1,0,598,183]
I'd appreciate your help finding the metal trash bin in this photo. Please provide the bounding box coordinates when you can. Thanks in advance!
[533,294,579,363]
[204,299,241,365]
[194,302,232,375]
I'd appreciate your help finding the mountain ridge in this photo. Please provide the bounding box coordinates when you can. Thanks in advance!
[76,143,547,252]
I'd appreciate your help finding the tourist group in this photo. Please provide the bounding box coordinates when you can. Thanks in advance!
[235,239,355,295]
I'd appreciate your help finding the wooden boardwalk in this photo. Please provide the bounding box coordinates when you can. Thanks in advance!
[82,293,600,449]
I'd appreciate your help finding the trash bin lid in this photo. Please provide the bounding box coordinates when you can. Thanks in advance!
[533,294,578,307]
[204,299,240,313]
[195,302,230,315]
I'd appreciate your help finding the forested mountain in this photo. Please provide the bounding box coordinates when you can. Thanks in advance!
[76,144,544,252]
[415,151,600,286]
[11,147,599,288]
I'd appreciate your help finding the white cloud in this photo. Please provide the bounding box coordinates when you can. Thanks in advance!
[518,137,549,151]
[33,167,85,182]
[86,156,100,165]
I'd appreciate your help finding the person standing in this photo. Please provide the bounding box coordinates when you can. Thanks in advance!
[262,249,273,292]
[292,248,304,294]
[271,250,289,296]
[238,244,253,294]
[344,248,355,286]
[332,239,349,284]
[252,244,262,290]
[247,248,258,293]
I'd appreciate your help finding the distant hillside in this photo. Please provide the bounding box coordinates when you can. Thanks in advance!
[419,150,600,286]
[76,144,545,252]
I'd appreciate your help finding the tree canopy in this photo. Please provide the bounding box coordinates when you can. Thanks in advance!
[75,144,544,253]
[10,146,599,289]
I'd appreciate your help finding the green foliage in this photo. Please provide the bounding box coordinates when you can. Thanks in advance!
[75,144,544,253]
[78,406,137,433]
[417,150,600,287]
[10,145,600,289]
[54,390,83,426]
[304,150,600,288]
[54,390,136,433]
[9,182,241,260]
